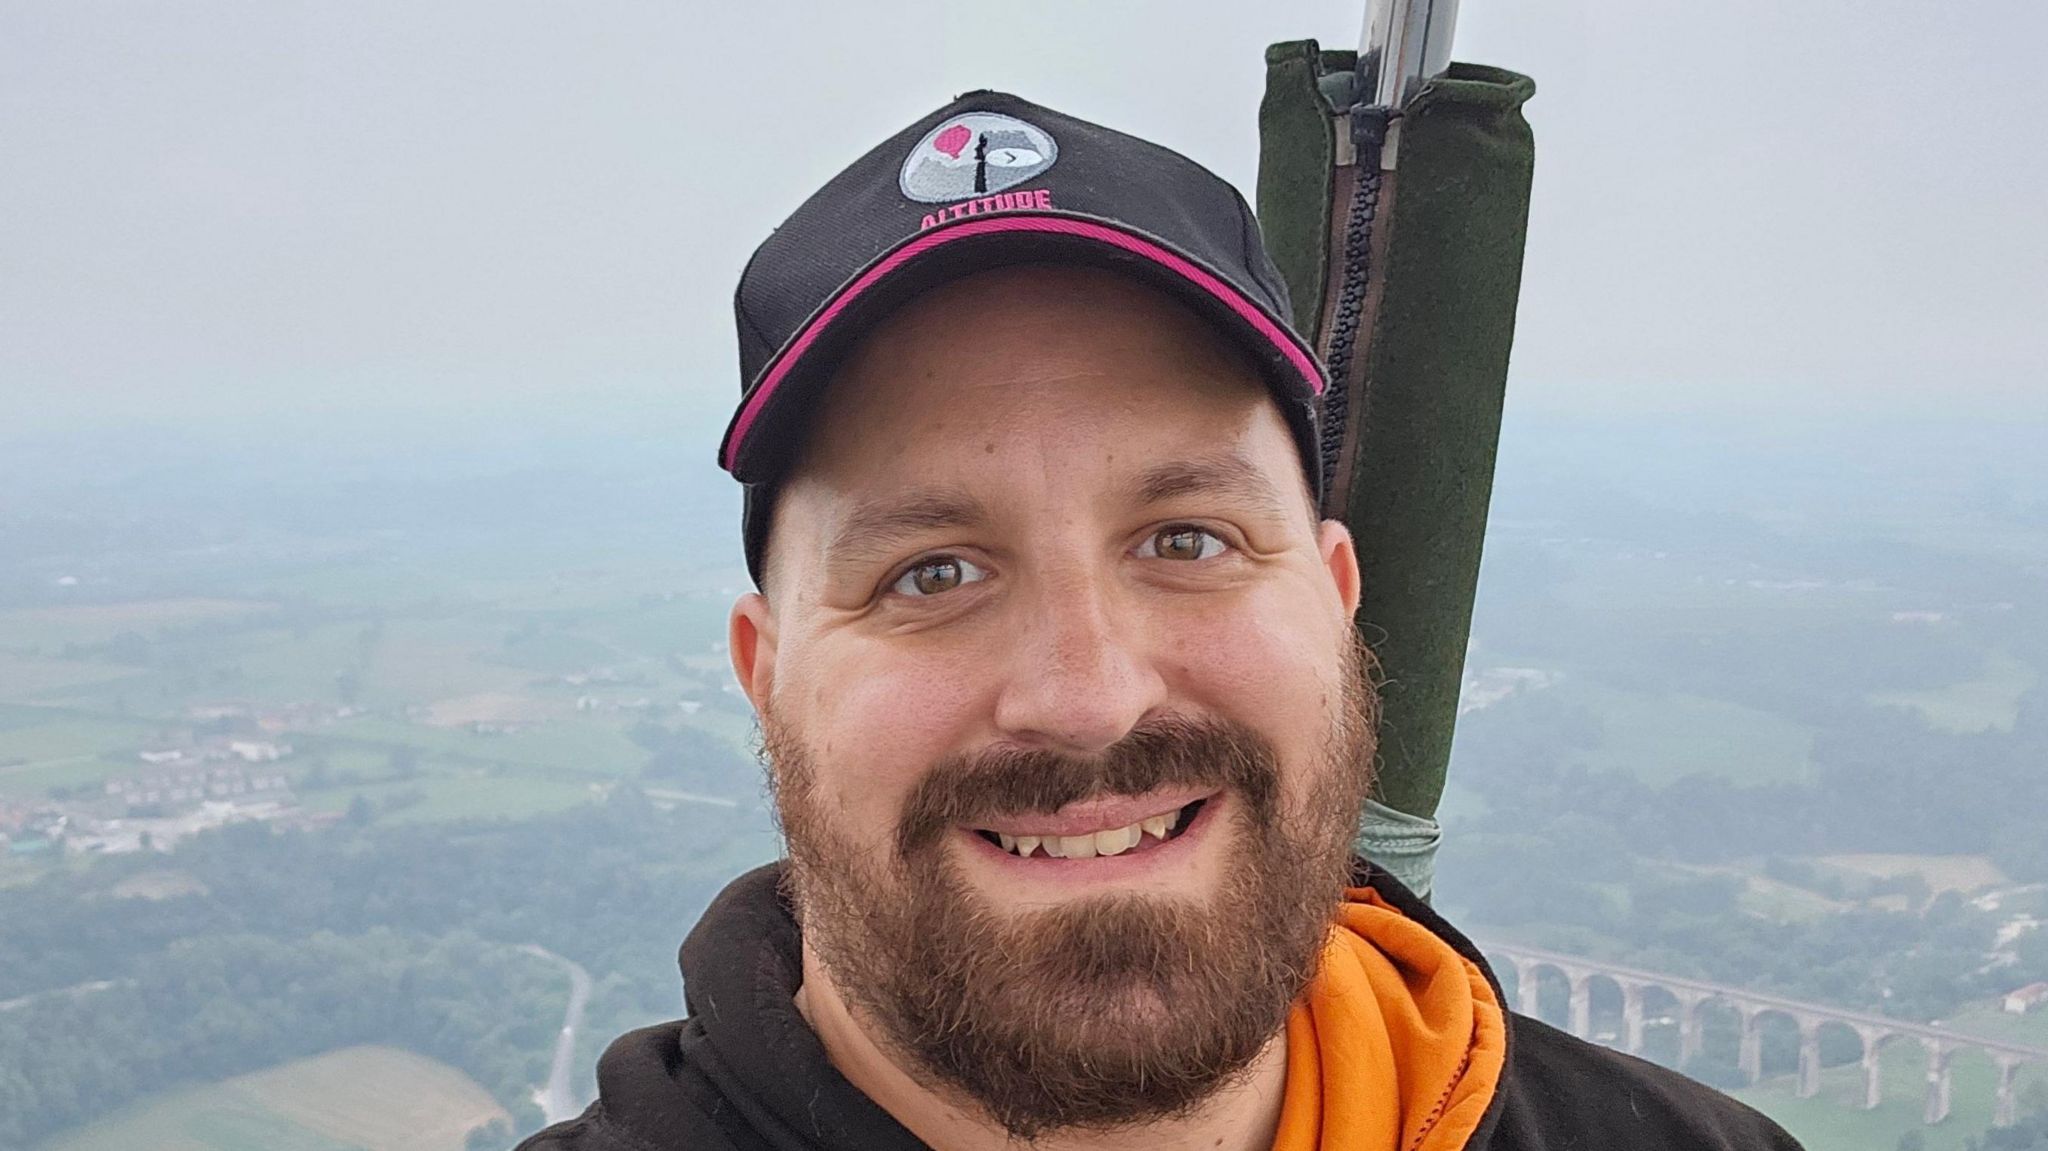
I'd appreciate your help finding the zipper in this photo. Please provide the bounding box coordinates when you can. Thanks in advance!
[1318,105,1394,508]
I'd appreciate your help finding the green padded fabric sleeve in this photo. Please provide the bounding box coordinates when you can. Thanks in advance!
[1255,40,1336,338]
[1256,47,1535,834]
[1352,63,1534,820]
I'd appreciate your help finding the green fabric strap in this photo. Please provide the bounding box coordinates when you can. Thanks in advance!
[1257,44,1536,837]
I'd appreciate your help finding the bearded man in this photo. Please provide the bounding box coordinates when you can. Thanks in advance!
[516,92,1801,1151]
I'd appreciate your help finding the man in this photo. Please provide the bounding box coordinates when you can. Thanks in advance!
[518,92,1801,1151]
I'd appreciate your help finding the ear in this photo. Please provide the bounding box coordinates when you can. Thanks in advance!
[1316,518,1362,620]
[729,592,778,714]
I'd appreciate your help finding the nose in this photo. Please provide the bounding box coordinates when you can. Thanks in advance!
[990,572,1167,755]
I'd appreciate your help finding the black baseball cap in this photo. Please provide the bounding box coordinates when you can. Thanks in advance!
[722,89,1326,585]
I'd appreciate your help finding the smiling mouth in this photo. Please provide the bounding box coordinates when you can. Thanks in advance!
[972,798,1208,860]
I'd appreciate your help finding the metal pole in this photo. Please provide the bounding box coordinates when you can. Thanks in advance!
[1357,0,1460,108]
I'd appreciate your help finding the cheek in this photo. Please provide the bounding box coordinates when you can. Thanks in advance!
[778,641,991,829]
[1169,597,1344,765]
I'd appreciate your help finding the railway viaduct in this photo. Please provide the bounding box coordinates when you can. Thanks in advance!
[1481,941,2048,1127]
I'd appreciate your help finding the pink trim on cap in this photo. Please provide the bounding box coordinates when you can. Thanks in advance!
[721,214,1322,472]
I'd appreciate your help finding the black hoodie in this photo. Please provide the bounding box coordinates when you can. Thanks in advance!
[514,862,1803,1150]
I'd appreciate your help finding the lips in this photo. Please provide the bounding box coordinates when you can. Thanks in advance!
[970,787,1215,838]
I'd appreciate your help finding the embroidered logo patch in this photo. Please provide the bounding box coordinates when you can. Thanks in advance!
[899,112,1058,204]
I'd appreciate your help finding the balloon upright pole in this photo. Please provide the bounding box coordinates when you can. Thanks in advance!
[1356,0,1460,109]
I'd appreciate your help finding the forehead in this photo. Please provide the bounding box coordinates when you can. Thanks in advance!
[762,264,1310,589]
[808,263,1293,481]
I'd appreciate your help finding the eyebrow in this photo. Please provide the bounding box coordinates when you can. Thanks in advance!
[819,453,1304,581]
[823,487,992,578]
[1127,452,1305,524]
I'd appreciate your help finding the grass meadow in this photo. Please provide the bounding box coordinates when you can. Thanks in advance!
[33,1046,505,1151]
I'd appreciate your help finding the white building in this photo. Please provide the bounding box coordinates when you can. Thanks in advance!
[2004,982,2048,1014]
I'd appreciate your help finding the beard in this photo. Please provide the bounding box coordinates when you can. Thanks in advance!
[763,637,1378,1141]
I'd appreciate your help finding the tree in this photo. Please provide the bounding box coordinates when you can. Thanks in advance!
[105,631,151,665]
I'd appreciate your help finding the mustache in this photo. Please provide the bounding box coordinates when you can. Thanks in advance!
[895,716,1280,858]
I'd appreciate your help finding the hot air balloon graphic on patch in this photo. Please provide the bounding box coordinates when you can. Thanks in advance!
[900,112,1058,204]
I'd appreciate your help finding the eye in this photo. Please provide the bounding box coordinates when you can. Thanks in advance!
[1139,525,1229,562]
[889,555,987,598]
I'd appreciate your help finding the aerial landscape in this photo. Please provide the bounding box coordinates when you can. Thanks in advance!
[1,410,2042,1151]
[5,1,2046,1146]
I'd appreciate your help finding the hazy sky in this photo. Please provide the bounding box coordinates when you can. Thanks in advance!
[3,0,2043,435]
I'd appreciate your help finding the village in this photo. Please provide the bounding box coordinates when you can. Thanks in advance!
[0,700,350,860]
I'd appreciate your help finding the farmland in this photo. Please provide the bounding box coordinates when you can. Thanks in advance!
[0,559,761,850]
[34,1046,506,1151]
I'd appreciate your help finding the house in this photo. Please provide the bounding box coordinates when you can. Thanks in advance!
[226,739,289,762]
[2004,982,2048,1014]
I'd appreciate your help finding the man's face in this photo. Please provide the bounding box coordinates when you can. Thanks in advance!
[730,264,1373,1137]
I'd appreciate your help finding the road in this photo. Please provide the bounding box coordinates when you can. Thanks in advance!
[521,945,594,1126]
[640,787,741,809]
[0,978,127,1013]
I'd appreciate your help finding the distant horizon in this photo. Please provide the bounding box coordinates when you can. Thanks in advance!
[5,390,2043,454]
[5,1,2044,437]
[7,373,2048,442]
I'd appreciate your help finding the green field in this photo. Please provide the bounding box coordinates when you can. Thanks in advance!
[0,712,156,799]
[327,715,652,776]
[1560,682,1818,788]
[0,575,758,818]
[0,654,147,700]
[1732,871,1850,922]
[0,599,280,650]
[0,713,154,764]
[1871,649,2039,733]
[34,1045,506,1151]
[301,770,605,824]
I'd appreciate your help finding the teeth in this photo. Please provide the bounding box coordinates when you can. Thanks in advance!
[994,807,1190,858]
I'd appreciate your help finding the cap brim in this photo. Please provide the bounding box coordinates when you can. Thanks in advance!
[718,211,1325,486]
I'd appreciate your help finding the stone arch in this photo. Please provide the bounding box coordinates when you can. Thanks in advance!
[1685,994,1748,1085]
[1582,973,1628,1045]
[1850,1028,1915,1112]
[1526,963,1574,1031]
[1934,1044,2002,1127]
[1867,1029,1914,1060]
[1814,1019,1864,1071]
[1628,983,1685,1064]
[1743,1007,1806,1085]
[1493,958,1523,1014]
